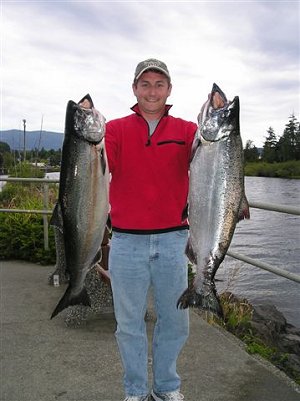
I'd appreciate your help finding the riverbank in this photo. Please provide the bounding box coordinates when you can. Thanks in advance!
[215,292,300,385]
[244,160,300,178]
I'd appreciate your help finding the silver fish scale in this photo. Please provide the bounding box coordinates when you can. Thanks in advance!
[177,84,249,317]
[190,136,242,273]
[50,97,109,319]
[62,141,109,292]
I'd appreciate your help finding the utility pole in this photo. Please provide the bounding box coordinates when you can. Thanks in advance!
[22,119,26,162]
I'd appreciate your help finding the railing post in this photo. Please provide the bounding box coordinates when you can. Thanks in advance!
[43,182,49,250]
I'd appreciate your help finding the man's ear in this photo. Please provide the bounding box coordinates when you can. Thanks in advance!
[132,82,138,96]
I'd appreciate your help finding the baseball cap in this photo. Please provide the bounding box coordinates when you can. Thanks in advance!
[134,58,171,82]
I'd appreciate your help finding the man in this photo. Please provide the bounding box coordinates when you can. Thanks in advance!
[105,58,197,401]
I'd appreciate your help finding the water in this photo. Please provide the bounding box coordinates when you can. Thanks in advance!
[217,177,300,328]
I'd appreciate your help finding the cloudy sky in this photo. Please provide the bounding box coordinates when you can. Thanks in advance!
[1,0,299,147]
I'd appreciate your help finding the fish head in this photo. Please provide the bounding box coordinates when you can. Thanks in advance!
[74,106,106,143]
[66,95,106,144]
[198,83,240,142]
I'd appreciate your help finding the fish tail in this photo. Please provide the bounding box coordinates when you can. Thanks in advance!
[50,285,91,319]
[177,285,223,319]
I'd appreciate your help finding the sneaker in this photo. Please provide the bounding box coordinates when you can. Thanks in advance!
[123,396,149,401]
[150,389,184,401]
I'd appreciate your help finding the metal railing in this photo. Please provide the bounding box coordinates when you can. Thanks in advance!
[0,176,299,284]
[226,202,300,284]
[0,177,59,250]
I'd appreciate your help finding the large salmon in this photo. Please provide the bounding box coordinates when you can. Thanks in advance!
[50,94,109,319]
[177,83,250,317]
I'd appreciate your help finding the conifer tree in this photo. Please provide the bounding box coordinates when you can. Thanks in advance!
[244,140,259,162]
[277,114,300,161]
[262,127,277,162]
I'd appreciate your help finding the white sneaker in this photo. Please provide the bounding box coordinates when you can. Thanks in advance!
[150,389,184,401]
[123,396,149,401]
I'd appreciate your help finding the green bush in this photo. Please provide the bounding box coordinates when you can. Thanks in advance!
[0,212,56,264]
[0,174,57,265]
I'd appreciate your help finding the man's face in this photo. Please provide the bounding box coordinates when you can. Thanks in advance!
[132,71,172,119]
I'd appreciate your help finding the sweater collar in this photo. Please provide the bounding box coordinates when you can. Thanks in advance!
[130,103,173,118]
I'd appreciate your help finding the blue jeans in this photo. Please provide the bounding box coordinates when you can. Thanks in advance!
[109,230,189,397]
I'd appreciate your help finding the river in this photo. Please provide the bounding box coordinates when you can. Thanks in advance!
[217,176,300,328]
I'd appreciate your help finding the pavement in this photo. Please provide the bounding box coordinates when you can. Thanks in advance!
[1,260,300,401]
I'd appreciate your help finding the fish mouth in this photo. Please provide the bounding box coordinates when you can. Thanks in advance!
[78,94,94,108]
[210,83,240,121]
[197,82,227,128]
[211,83,227,108]
[199,83,240,142]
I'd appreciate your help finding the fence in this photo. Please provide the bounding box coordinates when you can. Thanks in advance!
[0,176,299,284]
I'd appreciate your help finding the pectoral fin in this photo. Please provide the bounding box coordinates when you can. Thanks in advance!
[238,193,250,221]
[50,202,64,233]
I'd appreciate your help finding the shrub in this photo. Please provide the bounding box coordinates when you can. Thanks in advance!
[0,176,57,264]
[0,212,56,264]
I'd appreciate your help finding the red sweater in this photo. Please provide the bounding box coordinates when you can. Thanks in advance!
[105,104,197,233]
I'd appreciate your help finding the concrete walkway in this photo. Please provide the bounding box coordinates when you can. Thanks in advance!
[1,260,299,401]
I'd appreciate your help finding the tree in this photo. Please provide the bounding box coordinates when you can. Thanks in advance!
[244,140,259,162]
[276,114,300,161]
[296,120,300,160]
[49,150,62,166]
[38,147,48,160]
[0,142,11,153]
[0,142,12,173]
[2,152,14,172]
[262,127,277,162]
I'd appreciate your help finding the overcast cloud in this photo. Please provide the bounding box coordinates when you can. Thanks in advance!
[1,0,299,147]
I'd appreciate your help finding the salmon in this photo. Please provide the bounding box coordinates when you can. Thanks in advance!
[50,94,109,319]
[177,84,250,317]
